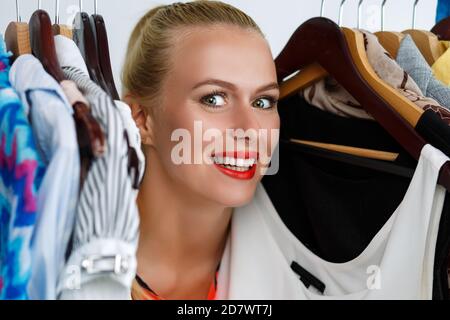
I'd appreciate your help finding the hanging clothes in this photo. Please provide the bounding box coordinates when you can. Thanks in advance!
[54,35,144,180]
[432,41,450,86]
[396,35,450,110]
[54,35,89,77]
[53,34,143,299]
[437,0,450,24]
[0,36,45,300]
[216,141,449,299]
[8,54,80,300]
[56,66,140,300]
[303,30,450,123]
[261,94,450,299]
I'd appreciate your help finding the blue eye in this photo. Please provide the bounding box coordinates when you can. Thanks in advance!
[253,97,277,109]
[201,93,226,108]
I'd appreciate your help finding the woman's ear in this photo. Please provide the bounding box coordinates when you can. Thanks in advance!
[123,94,155,146]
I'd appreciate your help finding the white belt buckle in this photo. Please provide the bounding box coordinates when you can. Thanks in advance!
[81,254,129,275]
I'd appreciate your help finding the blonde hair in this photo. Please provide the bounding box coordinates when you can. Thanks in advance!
[121,1,264,109]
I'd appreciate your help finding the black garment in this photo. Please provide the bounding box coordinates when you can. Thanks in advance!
[416,108,450,158]
[262,94,450,299]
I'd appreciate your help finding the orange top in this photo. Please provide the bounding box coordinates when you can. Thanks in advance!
[131,267,220,300]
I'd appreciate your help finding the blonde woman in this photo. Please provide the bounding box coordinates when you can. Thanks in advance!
[122,1,280,300]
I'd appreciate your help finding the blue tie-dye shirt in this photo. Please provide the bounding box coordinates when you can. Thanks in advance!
[0,35,45,299]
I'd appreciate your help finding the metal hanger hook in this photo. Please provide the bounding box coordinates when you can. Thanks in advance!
[412,0,419,29]
[55,0,60,24]
[338,0,346,26]
[94,0,98,15]
[381,0,387,31]
[38,0,42,10]
[15,0,22,22]
[320,0,326,17]
[79,0,83,13]
[357,0,364,29]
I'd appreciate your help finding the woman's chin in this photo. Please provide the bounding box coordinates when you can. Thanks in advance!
[214,187,258,208]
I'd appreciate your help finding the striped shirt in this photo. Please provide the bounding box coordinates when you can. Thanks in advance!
[57,66,142,299]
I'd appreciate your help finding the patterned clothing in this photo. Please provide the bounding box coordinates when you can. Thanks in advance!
[9,54,80,300]
[303,30,450,124]
[396,35,450,110]
[0,35,45,299]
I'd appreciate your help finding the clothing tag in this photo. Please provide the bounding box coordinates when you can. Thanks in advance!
[291,261,326,294]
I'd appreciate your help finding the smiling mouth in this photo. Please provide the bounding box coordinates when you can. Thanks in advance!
[210,151,259,179]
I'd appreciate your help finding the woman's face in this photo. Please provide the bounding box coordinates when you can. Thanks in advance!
[150,24,280,207]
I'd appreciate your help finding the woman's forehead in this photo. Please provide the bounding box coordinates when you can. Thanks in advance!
[169,26,276,87]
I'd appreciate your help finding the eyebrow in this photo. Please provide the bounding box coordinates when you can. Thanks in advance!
[192,79,280,93]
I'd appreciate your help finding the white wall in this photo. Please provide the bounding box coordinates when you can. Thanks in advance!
[0,0,439,93]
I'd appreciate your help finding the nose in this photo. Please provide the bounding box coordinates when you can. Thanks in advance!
[228,100,261,147]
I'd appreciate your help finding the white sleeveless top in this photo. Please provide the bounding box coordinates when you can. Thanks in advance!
[216,144,449,300]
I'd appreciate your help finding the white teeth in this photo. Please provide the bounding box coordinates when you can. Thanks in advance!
[244,159,256,167]
[213,155,257,170]
[214,156,224,164]
[222,165,249,172]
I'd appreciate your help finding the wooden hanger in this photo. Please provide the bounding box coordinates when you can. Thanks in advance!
[278,20,423,128]
[5,22,31,61]
[52,0,73,39]
[343,27,423,127]
[275,17,450,190]
[91,14,119,100]
[279,63,327,99]
[402,0,444,65]
[402,29,444,66]
[279,46,399,162]
[285,140,414,179]
[375,32,404,58]
[29,9,106,179]
[373,1,404,58]
[29,10,66,82]
[290,139,399,162]
[73,11,111,96]
[4,0,31,61]
[431,17,450,41]
[52,24,73,39]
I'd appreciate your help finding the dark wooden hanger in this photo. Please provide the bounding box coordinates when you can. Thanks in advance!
[29,10,65,82]
[91,13,140,187]
[73,12,111,96]
[91,14,120,100]
[29,9,106,184]
[73,12,140,187]
[275,17,450,191]
[431,17,450,40]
